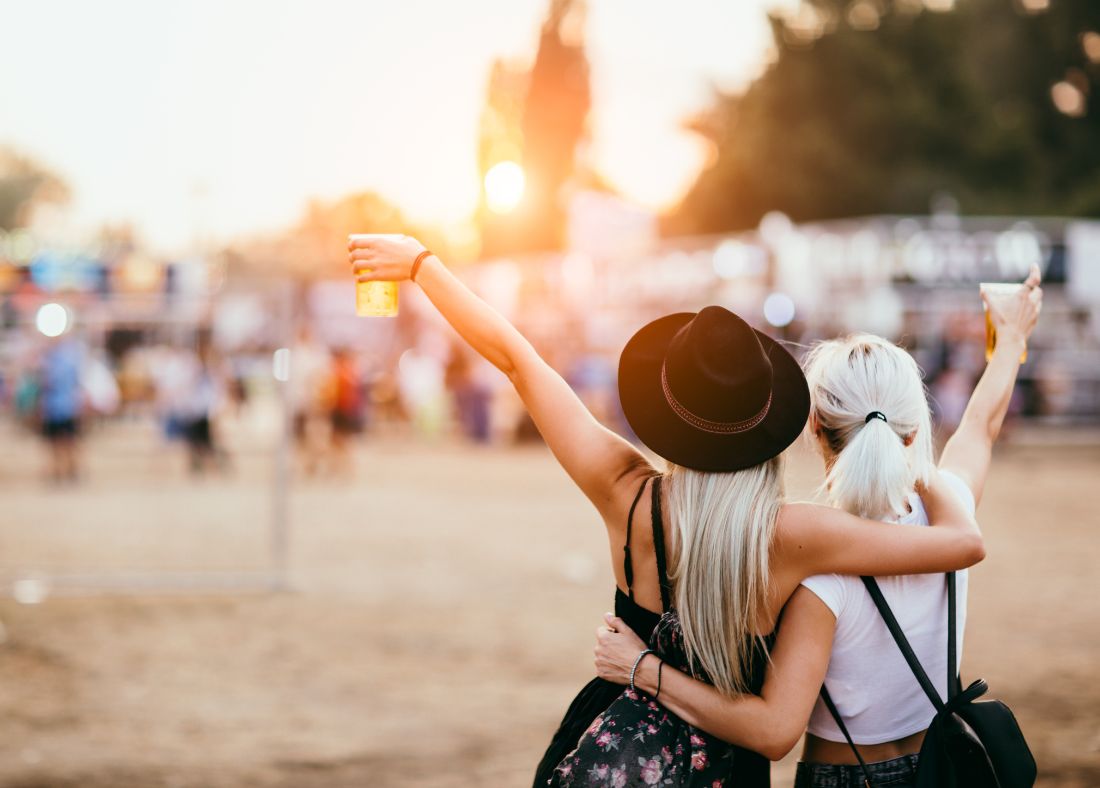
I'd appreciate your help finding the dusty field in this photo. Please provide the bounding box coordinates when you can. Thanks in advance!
[0,421,1098,787]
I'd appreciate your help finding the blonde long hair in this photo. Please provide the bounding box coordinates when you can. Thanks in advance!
[664,455,784,696]
[802,334,935,519]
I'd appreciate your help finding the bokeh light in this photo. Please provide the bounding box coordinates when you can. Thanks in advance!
[1051,80,1086,117]
[13,577,49,605]
[713,239,767,279]
[35,303,69,337]
[763,292,796,328]
[272,347,291,382]
[1084,32,1100,64]
[1017,0,1050,13]
[847,0,882,31]
[758,211,793,247]
[924,0,956,13]
[484,161,526,214]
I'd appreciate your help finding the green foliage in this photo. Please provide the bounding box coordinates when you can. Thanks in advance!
[669,0,1100,235]
[0,147,70,231]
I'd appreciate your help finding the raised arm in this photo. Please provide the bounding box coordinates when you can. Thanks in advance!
[939,264,1042,505]
[349,236,650,514]
[595,588,835,760]
[778,467,984,578]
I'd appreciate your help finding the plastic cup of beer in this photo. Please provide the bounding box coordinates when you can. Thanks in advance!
[979,282,1027,363]
[349,233,403,317]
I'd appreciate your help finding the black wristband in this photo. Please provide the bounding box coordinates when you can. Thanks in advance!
[411,250,432,282]
[655,659,664,699]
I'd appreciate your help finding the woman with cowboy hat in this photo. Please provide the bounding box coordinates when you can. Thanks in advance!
[348,236,982,786]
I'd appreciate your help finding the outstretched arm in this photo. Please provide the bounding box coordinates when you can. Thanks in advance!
[939,264,1043,506]
[349,236,650,515]
[595,588,835,760]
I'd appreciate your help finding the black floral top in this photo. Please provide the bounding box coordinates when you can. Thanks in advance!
[550,611,773,787]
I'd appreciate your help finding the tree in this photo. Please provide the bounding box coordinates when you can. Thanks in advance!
[480,0,591,256]
[227,191,450,282]
[668,0,1100,235]
[0,147,70,231]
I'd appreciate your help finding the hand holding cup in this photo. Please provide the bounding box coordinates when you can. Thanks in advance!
[979,264,1043,362]
[348,234,426,283]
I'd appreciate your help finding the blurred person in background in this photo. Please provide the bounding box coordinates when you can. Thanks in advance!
[13,361,40,430]
[179,340,226,476]
[37,334,86,483]
[396,339,447,438]
[80,349,121,420]
[445,344,491,443]
[350,235,981,787]
[289,325,332,477]
[593,267,1042,788]
[930,359,973,436]
[324,346,362,478]
[149,344,192,444]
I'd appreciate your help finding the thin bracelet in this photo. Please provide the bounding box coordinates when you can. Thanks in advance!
[411,250,432,282]
[630,649,653,694]
[655,659,664,699]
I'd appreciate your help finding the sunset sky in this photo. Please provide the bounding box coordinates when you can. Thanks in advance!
[2,0,795,253]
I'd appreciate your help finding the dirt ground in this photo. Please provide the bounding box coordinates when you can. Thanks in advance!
[0,421,1098,787]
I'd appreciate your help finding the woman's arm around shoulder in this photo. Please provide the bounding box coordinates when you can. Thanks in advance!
[350,236,651,517]
[775,468,985,579]
[595,587,836,760]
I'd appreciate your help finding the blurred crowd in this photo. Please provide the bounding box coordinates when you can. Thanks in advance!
[0,319,553,485]
[5,219,1099,487]
[0,303,1052,487]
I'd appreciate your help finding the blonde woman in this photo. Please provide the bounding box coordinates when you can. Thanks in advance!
[593,268,1041,787]
[348,235,982,787]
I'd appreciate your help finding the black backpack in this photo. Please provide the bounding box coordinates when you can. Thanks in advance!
[820,573,1036,788]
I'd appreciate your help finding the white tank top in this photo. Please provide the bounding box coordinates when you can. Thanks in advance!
[801,471,975,745]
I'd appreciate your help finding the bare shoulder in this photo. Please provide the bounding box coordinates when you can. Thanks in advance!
[601,460,660,538]
[773,502,836,564]
[775,501,827,541]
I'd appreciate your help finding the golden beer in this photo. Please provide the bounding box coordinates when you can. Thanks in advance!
[980,282,1027,363]
[356,279,399,317]
[350,233,403,317]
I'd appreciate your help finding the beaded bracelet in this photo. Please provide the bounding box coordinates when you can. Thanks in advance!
[630,648,654,694]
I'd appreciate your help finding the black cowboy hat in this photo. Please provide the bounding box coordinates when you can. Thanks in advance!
[618,305,810,472]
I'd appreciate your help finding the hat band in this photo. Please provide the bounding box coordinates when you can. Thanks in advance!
[660,362,772,435]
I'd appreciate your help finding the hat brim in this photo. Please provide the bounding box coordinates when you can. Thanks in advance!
[618,312,810,472]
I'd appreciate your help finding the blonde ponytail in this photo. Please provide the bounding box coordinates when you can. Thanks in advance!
[803,335,934,519]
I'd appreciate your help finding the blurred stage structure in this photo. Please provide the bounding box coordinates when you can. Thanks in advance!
[455,209,1100,426]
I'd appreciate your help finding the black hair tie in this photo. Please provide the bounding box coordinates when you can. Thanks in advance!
[865,411,888,424]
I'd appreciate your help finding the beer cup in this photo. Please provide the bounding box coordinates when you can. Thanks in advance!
[979,282,1028,363]
[349,233,403,317]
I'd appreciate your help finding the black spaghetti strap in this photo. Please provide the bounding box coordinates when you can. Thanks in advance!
[623,476,650,601]
[650,476,672,612]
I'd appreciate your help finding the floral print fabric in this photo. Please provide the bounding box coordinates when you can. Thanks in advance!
[549,611,747,787]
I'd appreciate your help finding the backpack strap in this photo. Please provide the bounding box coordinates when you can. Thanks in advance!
[947,571,960,699]
[819,685,877,787]
[860,576,946,713]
